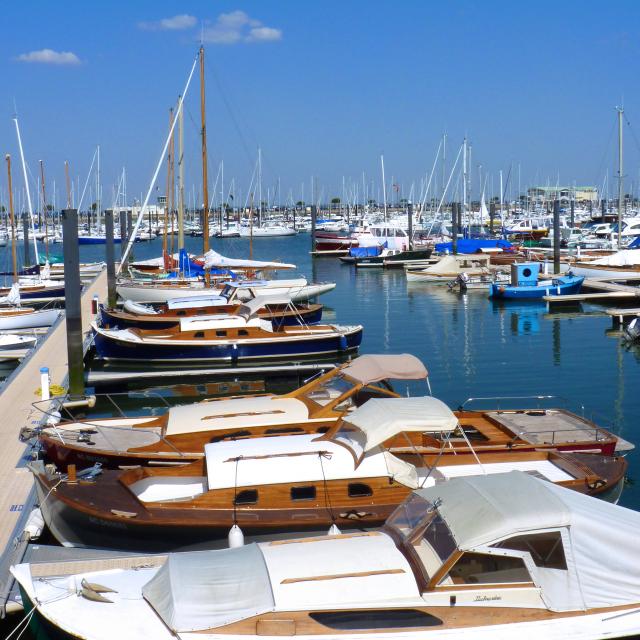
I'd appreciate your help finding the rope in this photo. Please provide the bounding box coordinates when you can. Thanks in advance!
[318,451,336,524]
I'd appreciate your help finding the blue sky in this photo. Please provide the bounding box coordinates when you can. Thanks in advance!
[1,0,639,207]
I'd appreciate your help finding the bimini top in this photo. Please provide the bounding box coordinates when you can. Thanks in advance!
[335,396,458,454]
[342,354,428,384]
[236,295,294,320]
[415,471,640,612]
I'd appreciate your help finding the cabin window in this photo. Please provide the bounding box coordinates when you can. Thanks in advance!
[348,483,373,497]
[194,331,205,338]
[196,309,207,315]
[522,267,532,277]
[309,609,442,630]
[265,427,304,435]
[445,552,532,585]
[238,329,249,336]
[290,486,316,501]
[234,489,258,505]
[210,430,251,443]
[493,532,567,570]
[216,330,227,337]
[176,310,186,316]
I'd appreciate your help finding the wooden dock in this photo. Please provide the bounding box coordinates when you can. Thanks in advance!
[544,278,640,306]
[0,268,107,612]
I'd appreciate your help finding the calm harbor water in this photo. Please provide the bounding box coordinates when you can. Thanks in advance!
[2,233,640,637]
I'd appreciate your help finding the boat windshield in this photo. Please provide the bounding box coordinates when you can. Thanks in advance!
[387,494,458,577]
[386,493,433,538]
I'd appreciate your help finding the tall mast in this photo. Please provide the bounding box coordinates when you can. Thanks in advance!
[380,154,387,222]
[5,155,17,282]
[13,116,39,264]
[617,106,624,249]
[39,160,49,259]
[199,45,210,256]
[163,107,173,260]
[64,161,71,208]
[462,137,467,223]
[178,95,185,252]
[96,144,101,232]
[258,147,262,226]
[170,104,176,258]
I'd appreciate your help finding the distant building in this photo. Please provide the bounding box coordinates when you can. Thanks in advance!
[527,186,598,203]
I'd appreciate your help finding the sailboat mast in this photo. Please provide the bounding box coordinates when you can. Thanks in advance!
[5,155,18,282]
[13,117,39,264]
[39,160,49,259]
[380,154,387,222]
[163,107,173,260]
[617,106,624,249]
[199,45,210,255]
[462,137,467,228]
[64,161,72,208]
[178,95,185,252]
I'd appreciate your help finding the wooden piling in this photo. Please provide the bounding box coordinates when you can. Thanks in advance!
[61,208,84,398]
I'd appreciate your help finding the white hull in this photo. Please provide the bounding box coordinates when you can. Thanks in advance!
[238,226,297,237]
[117,282,336,304]
[0,308,60,330]
[569,264,640,279]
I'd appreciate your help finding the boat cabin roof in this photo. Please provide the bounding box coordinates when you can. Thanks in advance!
[166,295,228,309]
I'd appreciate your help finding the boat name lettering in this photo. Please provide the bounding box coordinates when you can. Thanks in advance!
[473,595,502,602]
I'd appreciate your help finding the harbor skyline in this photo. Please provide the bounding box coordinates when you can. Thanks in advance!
[1,1,640,204]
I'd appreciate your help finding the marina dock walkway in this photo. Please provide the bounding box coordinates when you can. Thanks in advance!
[0,268,107,612]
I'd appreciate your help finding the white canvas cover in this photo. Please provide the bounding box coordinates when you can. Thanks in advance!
[342,353,428,383]
[167,295,227,309]
[341,396,457,452]
[203,249,296,270]
[204,434,419,489]
[123,300,158,315]
[165,396,310,436]
[142,544,275,632]
[415,471,640,612]
[592,249,640,266]
[0,283,21,306]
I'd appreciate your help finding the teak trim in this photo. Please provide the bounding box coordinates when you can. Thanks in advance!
[281,568,405,584]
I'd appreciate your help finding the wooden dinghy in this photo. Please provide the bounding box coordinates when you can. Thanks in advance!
[14,471,640,640]
[30,404,626,552]
[36,357,631,469]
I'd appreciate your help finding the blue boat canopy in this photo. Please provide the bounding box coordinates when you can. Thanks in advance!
[349,245,384,258]
[435,239,513,254]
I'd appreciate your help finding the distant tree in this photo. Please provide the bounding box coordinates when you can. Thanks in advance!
[90,202,97,212]
[400,198,408,206]
[46,204,54,212]
[0,206,5,213]
[368,199,376,205]
[295,200,304,207]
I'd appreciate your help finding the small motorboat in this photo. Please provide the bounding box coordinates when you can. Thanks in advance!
[0,333,38,350]
[489,262,584,299]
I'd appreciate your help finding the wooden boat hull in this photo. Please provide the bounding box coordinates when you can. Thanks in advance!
[92,325,363,362]
[30,451,626,553]
[489,275,584,299]
[99,304,323,329]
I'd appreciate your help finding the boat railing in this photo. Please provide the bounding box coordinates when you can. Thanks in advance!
[459,395,622,442]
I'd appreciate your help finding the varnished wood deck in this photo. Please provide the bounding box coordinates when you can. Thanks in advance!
[0,268,107,611]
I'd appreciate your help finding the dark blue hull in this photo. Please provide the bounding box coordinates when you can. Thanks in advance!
[93,327,362,362]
